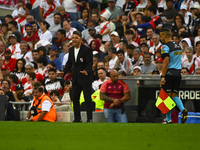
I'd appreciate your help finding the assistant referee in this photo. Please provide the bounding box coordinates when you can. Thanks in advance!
[160,28,188,124]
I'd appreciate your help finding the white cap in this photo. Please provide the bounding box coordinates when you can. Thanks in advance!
[133,66,141,71]
[25,62,34,68]
[180,5,187,10]
[100,9,111,20]
[110,31,119,37]
[193,4,200,9]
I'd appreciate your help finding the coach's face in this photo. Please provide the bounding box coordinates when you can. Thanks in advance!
[72,34,82,48]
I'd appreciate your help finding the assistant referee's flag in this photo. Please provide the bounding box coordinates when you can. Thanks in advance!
[155,88,176,115]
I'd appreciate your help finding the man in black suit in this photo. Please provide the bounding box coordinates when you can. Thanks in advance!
[64,31,93,122]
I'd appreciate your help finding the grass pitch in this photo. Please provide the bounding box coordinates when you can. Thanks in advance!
[0,122,199,150]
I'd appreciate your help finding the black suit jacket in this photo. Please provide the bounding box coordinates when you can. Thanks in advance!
[64,44,93,85]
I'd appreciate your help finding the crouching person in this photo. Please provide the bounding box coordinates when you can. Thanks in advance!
[26,86,56,122]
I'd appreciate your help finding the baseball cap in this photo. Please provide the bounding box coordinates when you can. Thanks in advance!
[16,84,24,91]
[156,58,163,62]
[9,34,17,39]
[108,0,115,2]
[193,4,200,9]
[4,48,11,53]
[180,5,187,10]
[1,65,10,70]
[133,66,141,71]
[110,31,119,37]
[88,27,96,32]
[51,45,58,52]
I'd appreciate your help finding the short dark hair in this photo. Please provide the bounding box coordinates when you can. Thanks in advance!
[41,21,50,29]
[143,52,151,57]
[127,44,136,50]
[64,80,71,86]
[1,79,10,88]
[141,15,151,23]
[121,40,128,48]
[125,29,134,35]
[48,68,57,73]
[108,47,117,54]
[48,62,57,69]
[37,57,48,66]
[27,72,36,80]
[94,34,102,40]
[32,49,39,53]
[130,26,137,31]
[97,67,106,72]
[31,61,38,69]
[179,32,189,38]
[73,31,82,38]
[61,19,70,28]
[50,90,60,97]
[147,26,154,31]
[182,67,189,73]
[18,0,24,5]
[116,50,124,55]
[58,29,66,37]
[140,35,147,40]
[8,21,17,27]
[172,34,180,39]
[147,6,157,14]
[26,3,32,10]
[5,15,13,20]
[34,86,43,92]
[8,74,16,81]
[166,0,173,2]
[54,12,62,18]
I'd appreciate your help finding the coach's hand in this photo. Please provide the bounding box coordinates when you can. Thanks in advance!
[160,77,166,87]
[80,70,88,75]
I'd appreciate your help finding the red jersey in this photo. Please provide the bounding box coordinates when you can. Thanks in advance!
[3,58,17,72]
[21,34,40,43]
[10,83,17,91]
[22,72,44,85]
[100,79,130,109]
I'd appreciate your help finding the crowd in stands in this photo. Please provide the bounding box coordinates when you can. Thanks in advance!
[1,0,200,120]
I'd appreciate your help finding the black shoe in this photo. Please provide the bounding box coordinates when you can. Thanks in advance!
[72,120,82,123]
[86,119,93,123]
[181,108,188,123]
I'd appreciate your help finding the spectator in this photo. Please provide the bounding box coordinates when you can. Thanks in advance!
[141,52,157,74]
[13,59,26,81]
[87,27,97,44]
[55,29,66,52]
[77,8,91,28]
[3,48,17,72]
[37,57,48,77]
[106,0,123,23]
[124,29,139,47]
[15,41,33,62]
[81,20,96,41]
[172,34,180,44]
[182,47,200,74]
[1,79,15,102]
[116,50,132,75]
[8,34,21,59]
[91,13,100,26]
[24,72,36,96]
[155,58,163,74]
[99,9,111,43]
[181,38,192,62]
[90,40,102,54]
[61,81,72,102]
[126,44,136,62]
[110,31,120,51]
[108,47,118,70]
[26,86,56,122]
[39,21,52,43]
[5,15,21,33]
[43,68,65,96]
[93,55,100,80]
[161,0,178,22]
[46,45,62,71]
[8,21,23,43]
[0,89,15,121]
[60,41,70,69]
[132,49,143,67]
[62,20,77,40]
[119,40,128,57]
[100,41,112,61]
[100,70,130,123]
[195,68,200,75]
[194,41,200,59]
[21,24,40,44]
[21,15,34,36]
[149,34,162,55]
[56,6,71,21]
[181,67,190,75]
[7,74,17,91]
[49,13,62,37]
[132,66,142,76]
[30,21,40,36]
[146,26,155,47]
[37,46,47,58]
[171,14,188,34]
[180,5,193,32]
[1,65,10,79]
[60,0,78,21]
[39,0,60,23]
[31,50,40,63]
[0,24,9,46]
[94,34,105,52]
[181,0,194,13]
[192,5,200,37]
[92,68,109,91]
[123,0,136,23]
[0,41,5,58]
[130,26,140,45]
[50,90,60,104]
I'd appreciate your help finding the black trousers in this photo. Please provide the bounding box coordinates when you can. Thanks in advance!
[72,82,93,121]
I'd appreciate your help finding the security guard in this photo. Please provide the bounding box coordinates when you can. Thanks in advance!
[26,86,56,122]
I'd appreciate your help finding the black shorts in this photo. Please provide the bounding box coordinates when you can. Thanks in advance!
[162,69,181,94]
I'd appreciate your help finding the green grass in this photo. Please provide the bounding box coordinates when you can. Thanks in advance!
[0,122,199,150]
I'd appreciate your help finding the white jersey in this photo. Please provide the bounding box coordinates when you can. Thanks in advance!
[66,28,77,40]
[38,67,48,77]
[62,53,69,66]
[40,0,60,23]
[109,56,118,70]
[12,7,27,26]
[14,51,33,62]
[149,42,162,54]
[31,0,42,9]
[63,0,77,13]
[193,53,200,60]
[114,43,120,51]
[182,56,200,74]
[99,21,111,42]
[38,30,52,43]
[8,43,21,59]
[131,41,139,47]
[34,39,51,49]
[92,77,110,91]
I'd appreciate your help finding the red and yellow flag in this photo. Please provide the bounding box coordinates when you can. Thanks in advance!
[155,88,176,114]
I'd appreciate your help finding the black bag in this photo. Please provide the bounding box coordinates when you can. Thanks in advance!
[30,99,42,116]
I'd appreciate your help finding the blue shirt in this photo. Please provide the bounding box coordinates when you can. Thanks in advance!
[59,52,65,68]
[161,41,182,70]
[46,57,62,71]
